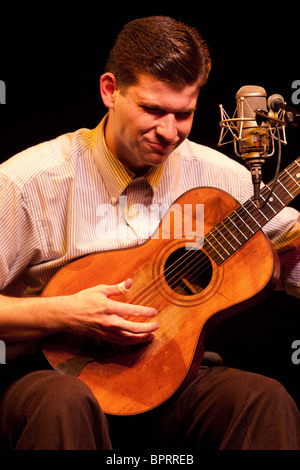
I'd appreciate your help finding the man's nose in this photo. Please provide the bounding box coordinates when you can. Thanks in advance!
[156,114,178,143]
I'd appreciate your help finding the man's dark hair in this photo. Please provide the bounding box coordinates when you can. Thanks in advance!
[105,16,211,91]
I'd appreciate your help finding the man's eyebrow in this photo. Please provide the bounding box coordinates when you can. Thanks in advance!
[139,101,197,113]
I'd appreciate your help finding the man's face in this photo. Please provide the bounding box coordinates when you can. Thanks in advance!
[102,73,199,171]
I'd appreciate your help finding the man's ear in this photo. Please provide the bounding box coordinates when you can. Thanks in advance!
[100,73,119,109]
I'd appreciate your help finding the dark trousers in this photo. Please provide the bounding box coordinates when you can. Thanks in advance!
[0,365,299,450]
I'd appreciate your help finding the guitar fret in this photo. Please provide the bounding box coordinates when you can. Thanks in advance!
[276,182,294,199]
[284,167,300,185]
[220,221,242,247]
[249,199,270,223]
[210,212,248,253]
[284,168,300,191]
[243,199,268,229]
[258,194,278,215]
[266,201,277,214]
[203,156,300,267]
[226,215,248,241]
[214,226,237,253]
[243,205,262,228]
[209,231,231,256]
[264,184,285,209]
[277,179,294,198]
[204,236,225,263]
[234,210,255,235]
[276,169,297,199]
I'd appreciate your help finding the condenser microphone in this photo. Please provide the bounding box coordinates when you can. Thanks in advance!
[219,86,287,205]
[235,85,271,201]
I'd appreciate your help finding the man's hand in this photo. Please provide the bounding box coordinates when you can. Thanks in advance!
[62,278,159,344]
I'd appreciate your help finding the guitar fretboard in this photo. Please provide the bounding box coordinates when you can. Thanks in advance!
[204,157,300,265]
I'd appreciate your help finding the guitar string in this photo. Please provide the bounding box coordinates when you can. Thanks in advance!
[147,163,298,290]
[175,167,300,295]
[174,159,300,266]
[124,171,300,312]
[123,165,300,313]
[140,165,300,332]
[125,172,300,313]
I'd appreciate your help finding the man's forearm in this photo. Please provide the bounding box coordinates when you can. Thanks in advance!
[0,294,67,342]
[0,282,159,345]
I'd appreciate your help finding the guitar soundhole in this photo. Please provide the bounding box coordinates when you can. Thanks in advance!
[164,247,213,296]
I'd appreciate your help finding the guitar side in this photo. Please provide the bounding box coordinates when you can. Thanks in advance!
[42,187,279,415]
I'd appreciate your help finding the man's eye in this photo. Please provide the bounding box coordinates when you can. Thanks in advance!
[176,112,193,120]
[142,107,194,119]
[143,107,162,115]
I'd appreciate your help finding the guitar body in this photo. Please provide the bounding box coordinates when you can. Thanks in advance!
[42,187,279,415]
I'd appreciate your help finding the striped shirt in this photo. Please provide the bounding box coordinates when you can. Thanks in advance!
[0,115,299,297]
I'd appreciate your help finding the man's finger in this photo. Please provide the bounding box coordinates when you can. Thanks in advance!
[108,298,158,318]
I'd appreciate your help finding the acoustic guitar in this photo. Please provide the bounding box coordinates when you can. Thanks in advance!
[42,157,300,416]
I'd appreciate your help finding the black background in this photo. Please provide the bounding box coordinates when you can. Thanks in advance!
[0,4,300,406]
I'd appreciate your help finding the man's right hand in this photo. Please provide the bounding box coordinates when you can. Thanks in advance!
[62,278,159,345]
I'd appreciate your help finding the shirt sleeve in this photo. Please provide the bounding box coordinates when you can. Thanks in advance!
[0,174,44,293]
[269,213,300,297]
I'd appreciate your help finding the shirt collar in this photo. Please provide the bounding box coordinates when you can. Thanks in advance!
[91,115,166,205]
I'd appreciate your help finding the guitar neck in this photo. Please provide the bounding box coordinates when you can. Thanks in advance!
[204,157,300,265]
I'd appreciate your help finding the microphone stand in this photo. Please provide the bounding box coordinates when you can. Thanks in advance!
[255,107,300,128]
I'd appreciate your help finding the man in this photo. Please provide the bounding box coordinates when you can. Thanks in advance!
[0,16,299,450]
